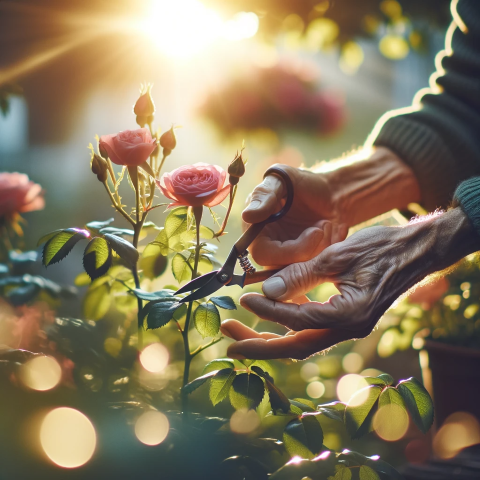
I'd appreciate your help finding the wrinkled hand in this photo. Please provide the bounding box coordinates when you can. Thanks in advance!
[242,164,348,266]
[222,208,476,360]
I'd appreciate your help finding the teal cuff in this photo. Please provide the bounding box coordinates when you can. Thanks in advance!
[453,177,480,237]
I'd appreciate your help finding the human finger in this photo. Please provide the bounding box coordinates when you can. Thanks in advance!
[242,174,286,224]
[220,319,280,341]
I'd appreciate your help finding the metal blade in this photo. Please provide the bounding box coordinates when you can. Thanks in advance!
[227,273,246,288]
[175,271,219,295]
[179,275,226,303]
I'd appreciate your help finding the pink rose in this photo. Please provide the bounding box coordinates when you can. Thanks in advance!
[0,172,44,218]
[99,128,157,167]
[157,163,231,208]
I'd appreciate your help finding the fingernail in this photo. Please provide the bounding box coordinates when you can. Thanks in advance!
[262,277,286,299]
[245,200,261,211]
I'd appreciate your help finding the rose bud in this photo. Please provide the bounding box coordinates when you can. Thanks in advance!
[228,151,245,186]
[159,127,176,156]
[134,85,155,128]
[91,152,108,182]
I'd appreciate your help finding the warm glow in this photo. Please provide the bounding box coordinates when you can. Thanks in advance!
[342,352,364,373]
[230,409,260,434]
[300,362,320,382]
[142,0,258,58]
[373,404,409,441]
[140,343,169,373]
[135,411,169,446]
[40,408,96,468]
[20,355,61,391]
[306,381,325,399]
[337,374,369,406]
[433,412,480,459]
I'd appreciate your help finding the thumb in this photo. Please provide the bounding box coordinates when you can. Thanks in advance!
[261,258,322,302]
[242,174,286,224]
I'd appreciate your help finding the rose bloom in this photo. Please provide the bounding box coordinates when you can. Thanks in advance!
[99,128,157,167]
[0,172,44,218]
[157,163,231,208]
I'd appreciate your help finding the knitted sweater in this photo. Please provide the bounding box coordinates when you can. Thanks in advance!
[367,0,480,227]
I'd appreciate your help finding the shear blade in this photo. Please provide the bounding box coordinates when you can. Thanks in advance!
[179,275,227,303]
[175,271,219,295]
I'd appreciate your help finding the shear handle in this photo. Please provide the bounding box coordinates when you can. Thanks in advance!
[234,166,294,255]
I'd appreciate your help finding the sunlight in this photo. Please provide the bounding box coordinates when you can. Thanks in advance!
[135,411,169,446]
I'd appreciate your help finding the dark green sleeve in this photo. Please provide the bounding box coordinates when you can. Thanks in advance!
[454,177,480,238]
[367,0,480,211]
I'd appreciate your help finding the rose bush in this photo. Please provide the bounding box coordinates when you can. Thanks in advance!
[99,128,157,167]
[0,172,44,218]
[157,162,231,208]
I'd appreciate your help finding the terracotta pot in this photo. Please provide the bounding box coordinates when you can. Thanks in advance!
[420,340,480,427]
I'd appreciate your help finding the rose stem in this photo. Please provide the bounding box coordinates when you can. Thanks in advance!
[181,205,203,420]
[156,152,169,177]
[213,185,237,238]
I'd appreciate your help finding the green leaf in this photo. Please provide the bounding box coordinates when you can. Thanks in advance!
[377,373,394,385]
[86,218,114,231]
[99,227,134,237]
[43,229,90,266]
[345,386,382,439]
[202,358,235,374]
[209,368,236,406]
[140,251,167,279]
[229,373,265,410]
[150,228,169,256]
[397,377,434,433]
[210,296,236,310]
[265,378,290,414]
[183,370,219,395]
[251,359,275,377]
[332,465,352,480]
[133,289,176,301]
[364,457,403,480]
[83,237,112,281]
[359,465,380,480]
[317,402,345,422]
[364,376,387,386]
[199,225,214,239]
[145,301,181,329]
[37,229,63,247]
[283,415,324,459]
[165,207,189,238]
[104,233,139,267]
[172,253,192,283]
[378,386,406,410]
[289,399,316,413]
[194,302,221,338]
[83,283,111,320]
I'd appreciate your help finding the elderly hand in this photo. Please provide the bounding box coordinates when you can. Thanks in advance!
[222,208,477,360]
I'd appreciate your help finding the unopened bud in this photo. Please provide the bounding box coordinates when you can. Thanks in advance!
[134,85,155,127]
[228,152,246,186]
[160,127,176,156]
[91,153,108,183]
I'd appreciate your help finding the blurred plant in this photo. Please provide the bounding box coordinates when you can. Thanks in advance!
[199,61,345,138]
[0,82,23,117]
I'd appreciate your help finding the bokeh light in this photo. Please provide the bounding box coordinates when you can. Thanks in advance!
[135,411,169,446]
[40,408,96,468]
[230,409,260,434]
[337,374,369,406]
[223,12,259,41]
[373,404,409,441]
[300,362,320,382]
[140,343,169,373]
[20,355,61,391]
[379,35,409,60]
[433,412,480,459]
[342,352,364,373]
[306,381,325,399]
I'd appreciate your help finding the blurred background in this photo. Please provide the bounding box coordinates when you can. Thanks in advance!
[5,0,478,478]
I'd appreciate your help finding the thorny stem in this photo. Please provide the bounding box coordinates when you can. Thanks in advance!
[157,152,168,177]
[102,182,135,227]
[181,205,203,420]
[213,185,237,238]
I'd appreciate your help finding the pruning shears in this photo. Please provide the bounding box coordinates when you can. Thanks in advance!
[175,166,294,303]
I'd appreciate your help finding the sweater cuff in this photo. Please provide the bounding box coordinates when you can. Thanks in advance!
[371,116,461,211]
[453,177,480,238]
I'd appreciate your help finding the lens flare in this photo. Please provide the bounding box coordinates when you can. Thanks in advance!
[342,352,364,373]
[337,374,369,406]
[373,404,409,441]
[306,381,325,399]
[140,343,169,373]
[135,411,169,446]
[230,409,260,434]
[40,408,96,468]
[300,362,320,382]
[20,355,62,391]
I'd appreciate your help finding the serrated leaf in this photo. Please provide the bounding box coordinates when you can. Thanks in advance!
[364,376,387,386]
[86,218,114,230]
[37,229,63,246]
[283,416,323,459]
[378,386,406,410]
[172,253,192,283]
[83,283,111,320]
[294,398,316,410]
[317,401,345,422]
[290,399,316,413]
[194,302,221,338]
[199,225,214,239]
[332,465,352,480]
[251,359,275,377]
[345,386,382,439]
[265,378,290,414]
[145,301,180,329]
[183,370,218,395]
[165,207,188,238]
[229,373,265,410]
[377,373,394,385]
[202,358,235,374]
[104,233,139,267]
[43,229,90,266]
[190,254,213,275]
[397,377,434,433]
[210,296,236,310]
[150,228,169,256]
[209,368,236,405]
[133,288,176,301]
[359,465,380,480]
[83,237,112,280]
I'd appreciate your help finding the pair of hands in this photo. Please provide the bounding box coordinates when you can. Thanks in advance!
[221,162,476,360]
